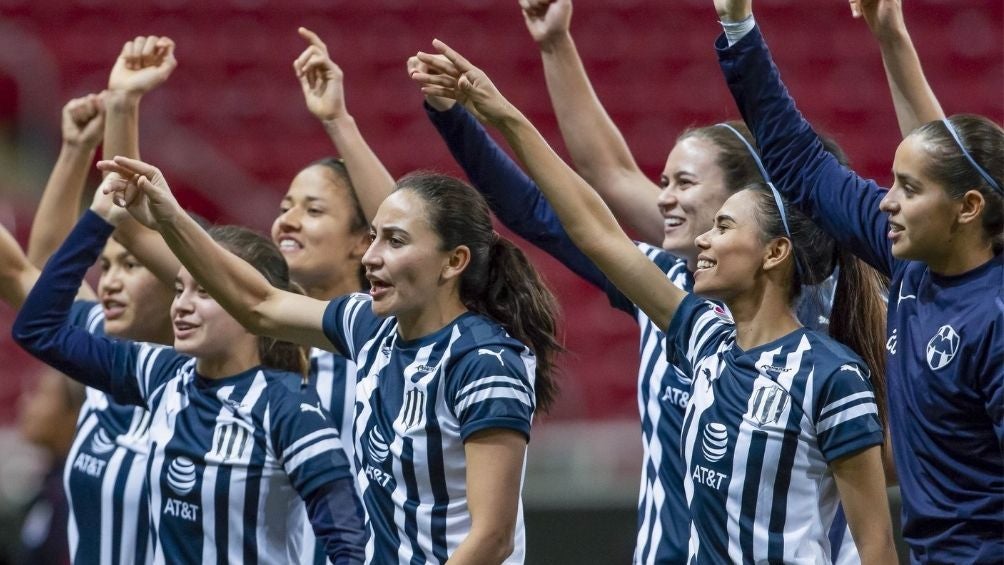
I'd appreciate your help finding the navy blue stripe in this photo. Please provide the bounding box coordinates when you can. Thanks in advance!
[739,430,768,565]
[110,449,135,565]
[829,505,847,560]
[243,422,268,565]
[214,465,232,565]
[134,481,150,564]
[427,380,451,563]
[400,436,427,565]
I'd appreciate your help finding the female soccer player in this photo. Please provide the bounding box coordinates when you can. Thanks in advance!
[98,156,561,565]
[411,39,897,564]
[13,179,366,565]
[712,0,1003,561]
[410,31,884,565]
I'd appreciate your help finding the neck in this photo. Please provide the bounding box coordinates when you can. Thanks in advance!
[396,293,468,342]
[296,269,364,301]
[195,340,261,379]
[925,234,996,276]
[726,280,801,351]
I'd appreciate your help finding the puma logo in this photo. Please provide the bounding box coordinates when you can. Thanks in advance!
[477,348,505,367]
[300,402,326,419]
[839,364,867,381]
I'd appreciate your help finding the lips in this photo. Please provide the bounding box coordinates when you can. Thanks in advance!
[367,274,392,300]
[102,298,127,320]
[887,220,905,242]
[696,255,717,271]
[276,236,303,254]
[663,216,685,232]
[173,320,199,340]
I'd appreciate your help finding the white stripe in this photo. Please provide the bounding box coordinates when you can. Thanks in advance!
[285,429,340,462]
[455,375,528,400]
[118,446,149,564]
[99,442,127,565]
[454,386,533,416]
[286,438,345,474]
[819,391,875,420]
[817,404,879,434]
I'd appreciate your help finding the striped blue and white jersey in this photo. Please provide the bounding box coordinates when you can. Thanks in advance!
[323,293,536,565]
[64,300,152,565]
[667,295,883,564]
[299,348,359,565]
[607,243,695,565]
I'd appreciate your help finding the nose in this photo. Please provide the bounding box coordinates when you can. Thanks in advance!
[694,228,712,250]
[657,186,679,210]
[878,188,898,214]
[99,267,123,294]
[360,240,380,270]
[172,288,194,315]
[277,207,302,231]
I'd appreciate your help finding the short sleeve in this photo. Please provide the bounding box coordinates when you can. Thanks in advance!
[448,346,536,442]
[665,294,735,376]
[321,293,386,361]
[813,362,884,462]
[271,384,354,499]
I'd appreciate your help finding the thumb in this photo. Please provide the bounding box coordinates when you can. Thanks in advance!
[431,39,475,74]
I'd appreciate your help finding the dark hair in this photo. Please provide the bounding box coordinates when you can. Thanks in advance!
[749,185,888,426]
[207,225,309,379]
[305,157,370,290]
[678,121,762,192]
[915,115,1004,253]
[396,172,562,413]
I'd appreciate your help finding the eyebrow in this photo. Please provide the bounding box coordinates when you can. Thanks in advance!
[281,195,327,204]
[372,224,409,237]
[715,214,736,224]
[893,170,923,186]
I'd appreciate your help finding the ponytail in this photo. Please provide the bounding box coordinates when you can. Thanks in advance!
[829,251,889,428]
[471,236,562,413]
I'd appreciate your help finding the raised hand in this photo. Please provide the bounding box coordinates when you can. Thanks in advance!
[96,156,180,230]
[294,27,348,122]
[849,0,906,41]
[520,0,572,46]
[108,36,178,95]
[89,172,132,226]
[406,54,456,112]
[62,94,105,149]
[412,40,517,126]
[714,0,752,22]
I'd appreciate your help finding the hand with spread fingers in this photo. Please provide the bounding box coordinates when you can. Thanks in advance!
[108,36,178,95]
[295,27,349,123]
[520,0,572,46]
[62,94,105,149]
[89,172,133,227]
[96,157,180,230]
[411,40,518,126]
[406,54,456,112]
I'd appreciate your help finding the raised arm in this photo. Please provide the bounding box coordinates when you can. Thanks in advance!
[520,0,664,244]
[295,27,395,223]
[413,41,685,331]
[409,55,608,289]
[831,446,898,565]
[26,95,104,267]
[714,0,895,276]
[104,35,183,288]
[0,223,39,308]
[851,0,944,137]
[97,157,335,351]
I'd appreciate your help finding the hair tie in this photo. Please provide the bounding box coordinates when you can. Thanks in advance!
[941,118,1002,195]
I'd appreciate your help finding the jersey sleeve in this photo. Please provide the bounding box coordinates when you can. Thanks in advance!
[606,243,689,315]
[447,345,536,442]
[270,384,354,499]
[812,362,884,462]
[716,26,897,277]
[321,293,385,361]
[425,102,610,290]
[12,211,186,408]
[68,300,105,334]
[664,293,735,376]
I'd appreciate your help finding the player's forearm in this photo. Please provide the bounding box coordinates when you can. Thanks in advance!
[876,28,944,137]
[322,114,395,222]
[103,91,142,162]
[27,143,97,267]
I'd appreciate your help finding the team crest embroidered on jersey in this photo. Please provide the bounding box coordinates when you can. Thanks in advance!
[167,457,197,496]
[701,422,729,462]
[400,389,426,430]
[926,325,960,371]
[207,422,253,462]
[746,384,790,428]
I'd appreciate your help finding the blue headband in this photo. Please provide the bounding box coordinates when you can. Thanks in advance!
[940,118,1002,195]
[715,123,793,240]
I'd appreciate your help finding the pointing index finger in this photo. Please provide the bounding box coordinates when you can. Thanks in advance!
[298,27,328,52]
[431,39,474,73]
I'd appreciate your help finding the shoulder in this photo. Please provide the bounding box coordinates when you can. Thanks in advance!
[801,330,871,384]
[445,314,533,379]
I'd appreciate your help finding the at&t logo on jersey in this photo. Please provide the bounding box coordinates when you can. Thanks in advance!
[660,384,690,409]
[72,452,108,478]
[926,325,960,371]
[364,426,395,490]
[163,456,200,522]
[89,428,116,455]
[693,422,730,490]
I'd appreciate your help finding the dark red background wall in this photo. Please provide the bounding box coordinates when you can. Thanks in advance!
[0,0,1001,423]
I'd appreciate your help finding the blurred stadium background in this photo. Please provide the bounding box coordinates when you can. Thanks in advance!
[0,0,1000,562]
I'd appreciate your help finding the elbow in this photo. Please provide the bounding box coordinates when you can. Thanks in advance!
[12,314,46,354]
[468,527,516,564]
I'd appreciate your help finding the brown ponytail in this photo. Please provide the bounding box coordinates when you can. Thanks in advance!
[397,172,562,413]
[208,225,309,380]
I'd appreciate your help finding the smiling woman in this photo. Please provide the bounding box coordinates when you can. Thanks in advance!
[95,155,562,565]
